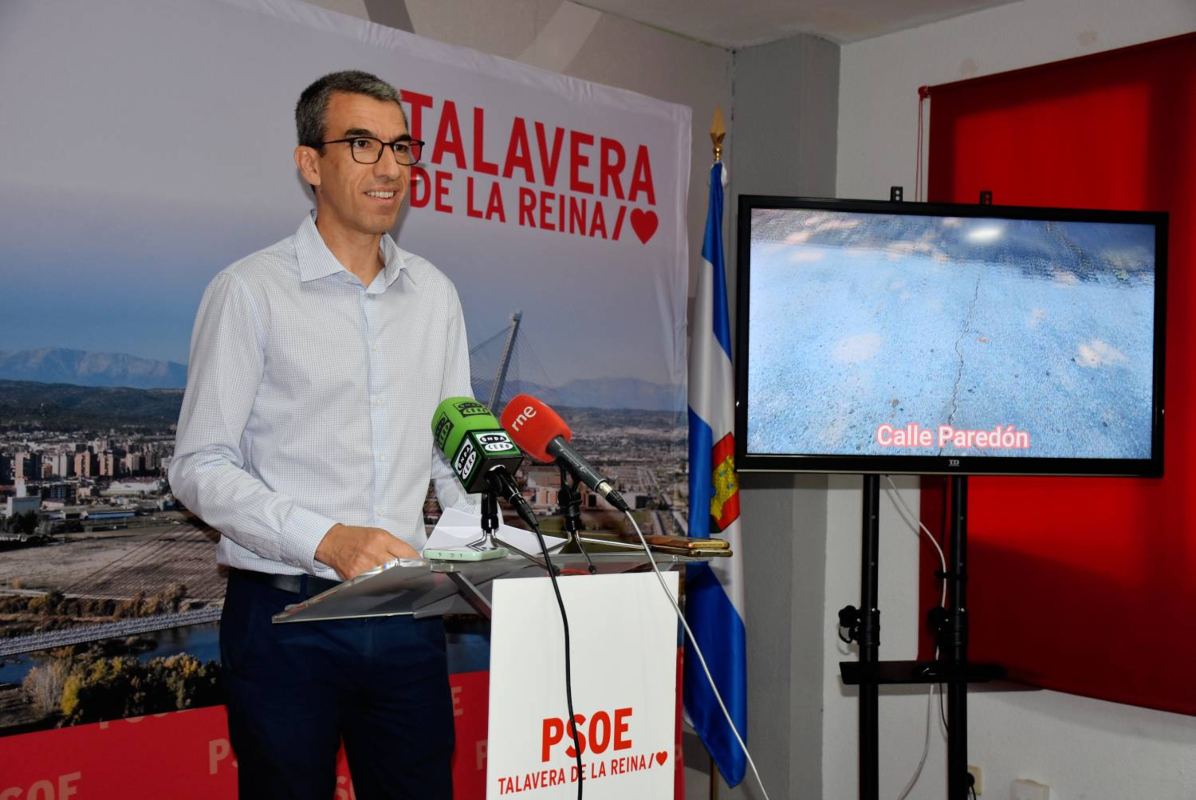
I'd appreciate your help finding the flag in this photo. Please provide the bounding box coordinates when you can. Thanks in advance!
[686,160,747,786]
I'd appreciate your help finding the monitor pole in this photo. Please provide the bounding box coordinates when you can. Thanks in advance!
[946,475,970,799]
[858,474,882,800]
[840,475,995,800]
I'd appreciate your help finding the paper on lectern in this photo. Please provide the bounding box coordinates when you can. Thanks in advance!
[425,507,566,555]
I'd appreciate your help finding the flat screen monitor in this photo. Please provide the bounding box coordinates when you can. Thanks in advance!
[736,196,1167,476]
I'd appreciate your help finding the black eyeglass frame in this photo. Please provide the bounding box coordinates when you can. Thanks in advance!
[319,136,425,166]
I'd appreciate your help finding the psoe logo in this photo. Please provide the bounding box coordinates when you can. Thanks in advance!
[541,707,633,761]
[0,772,82,800]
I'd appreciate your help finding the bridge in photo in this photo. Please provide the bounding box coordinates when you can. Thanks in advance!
[0,607,222,659]
[1,523,225,658]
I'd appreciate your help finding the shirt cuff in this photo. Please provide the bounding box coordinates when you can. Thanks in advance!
[281,505,339,575]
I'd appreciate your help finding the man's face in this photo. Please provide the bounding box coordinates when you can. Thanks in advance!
[296,91,410,239]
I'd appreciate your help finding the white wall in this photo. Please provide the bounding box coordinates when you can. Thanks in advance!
[835,2,1196,798]
[838,0,1196,201]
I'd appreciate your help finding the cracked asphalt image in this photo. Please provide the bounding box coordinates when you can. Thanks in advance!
[745,210,1158,460]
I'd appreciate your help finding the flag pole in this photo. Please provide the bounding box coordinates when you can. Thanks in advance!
[687,98,748,791]
[711,107,725,163]
[700,106,731,800]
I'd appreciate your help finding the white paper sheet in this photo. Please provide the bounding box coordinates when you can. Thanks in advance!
[425,507,567,554]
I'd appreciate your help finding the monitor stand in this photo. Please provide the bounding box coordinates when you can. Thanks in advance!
[838,475,1004,800]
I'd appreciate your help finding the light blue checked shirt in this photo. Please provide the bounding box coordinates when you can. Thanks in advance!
[170,214,478,579]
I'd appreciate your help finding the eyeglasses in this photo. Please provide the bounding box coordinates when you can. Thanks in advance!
[320,136,424,166]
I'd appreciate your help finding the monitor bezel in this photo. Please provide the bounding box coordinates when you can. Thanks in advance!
[733,195,1168,477]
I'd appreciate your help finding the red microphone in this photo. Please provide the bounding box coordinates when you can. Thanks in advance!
[500,394,572,463]
[501,394,631,512]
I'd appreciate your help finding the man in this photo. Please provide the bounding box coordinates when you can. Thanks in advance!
[170,70,475,800]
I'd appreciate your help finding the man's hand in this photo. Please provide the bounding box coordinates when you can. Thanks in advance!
[314,524,420,580]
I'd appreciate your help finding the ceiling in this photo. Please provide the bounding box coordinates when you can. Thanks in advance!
[574,0,1021,47]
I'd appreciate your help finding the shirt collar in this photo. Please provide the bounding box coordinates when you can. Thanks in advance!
[379,231,415,289]
[295,212,414,288]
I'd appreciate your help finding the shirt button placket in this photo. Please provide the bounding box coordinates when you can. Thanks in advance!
[364,288,387,526]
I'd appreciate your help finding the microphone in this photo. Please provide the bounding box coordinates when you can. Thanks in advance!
[499,394,631,513]
[431,397,537,528]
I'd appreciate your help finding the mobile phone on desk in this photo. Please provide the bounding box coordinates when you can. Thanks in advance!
[423,546,507,562]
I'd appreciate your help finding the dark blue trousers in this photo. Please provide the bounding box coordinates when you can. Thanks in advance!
[220,570,455,800]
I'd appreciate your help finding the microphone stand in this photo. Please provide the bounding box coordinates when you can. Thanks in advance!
[458,490,508,558]
[557,465,597,574]
[479,491,503,545]
[464,489,554,573]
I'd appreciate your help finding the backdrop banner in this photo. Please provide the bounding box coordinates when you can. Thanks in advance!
[0,0,691,793]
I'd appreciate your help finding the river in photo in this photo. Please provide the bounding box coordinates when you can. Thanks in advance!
[0,622,220,687]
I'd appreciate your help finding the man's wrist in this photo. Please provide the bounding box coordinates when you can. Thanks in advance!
[283,507,340,574]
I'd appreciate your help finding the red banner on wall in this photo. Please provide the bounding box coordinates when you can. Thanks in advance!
[2,663,686,799]
[0,671,491,800]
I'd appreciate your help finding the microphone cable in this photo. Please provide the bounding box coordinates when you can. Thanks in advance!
[621,511,773,800]
[527,517,585,799]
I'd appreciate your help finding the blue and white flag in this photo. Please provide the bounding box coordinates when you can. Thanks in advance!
[686,160,747,786]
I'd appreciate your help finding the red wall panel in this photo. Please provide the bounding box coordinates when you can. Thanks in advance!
[922,33,1196,714]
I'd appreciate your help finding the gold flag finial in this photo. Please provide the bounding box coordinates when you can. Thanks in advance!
[710,107,725,163]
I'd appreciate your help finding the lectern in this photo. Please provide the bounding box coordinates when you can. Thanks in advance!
[272,548,721,800]
[271,550,712,624]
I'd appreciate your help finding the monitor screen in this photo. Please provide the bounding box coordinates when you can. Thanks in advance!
[736,196,1167,476]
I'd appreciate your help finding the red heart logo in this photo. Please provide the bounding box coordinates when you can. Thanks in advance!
[630,208,658,244]
[655,750,668,766]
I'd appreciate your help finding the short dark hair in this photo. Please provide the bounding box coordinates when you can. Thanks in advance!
[295,70,405,148]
